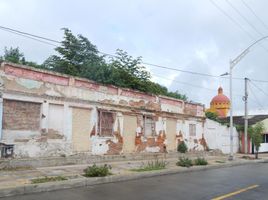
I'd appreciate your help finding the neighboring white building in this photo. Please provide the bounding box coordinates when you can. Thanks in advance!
[204,119,239,154]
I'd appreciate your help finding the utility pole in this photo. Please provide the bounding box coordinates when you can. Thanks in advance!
[244,78,249,154]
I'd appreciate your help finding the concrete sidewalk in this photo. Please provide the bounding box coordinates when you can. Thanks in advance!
[0,153,267,198]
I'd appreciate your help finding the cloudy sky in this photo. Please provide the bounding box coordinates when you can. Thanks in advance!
[1,0,268,115]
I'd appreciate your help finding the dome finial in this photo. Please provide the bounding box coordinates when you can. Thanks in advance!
[218,86,223,94]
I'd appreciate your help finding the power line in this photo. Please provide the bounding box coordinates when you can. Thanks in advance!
[210,0,268,53]
[250,80,268,98]
[0,27,57,47]
[210,0,256,40]
[152,73,245,96]
[151,73,216,92]
[226,0,264,37]
[0,26,60,44]
[0,25,232,79]
[248,82,265,109]
[241,0,268,31]
[1,25,268,83]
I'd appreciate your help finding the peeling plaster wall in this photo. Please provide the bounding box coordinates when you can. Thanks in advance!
[135,115,167,153]
[182,119,206,151]
[0,63,207,157]
[204,119,239,154]
[90,108,124,155]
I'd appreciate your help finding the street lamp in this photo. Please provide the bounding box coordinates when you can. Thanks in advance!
[226,36,268,160]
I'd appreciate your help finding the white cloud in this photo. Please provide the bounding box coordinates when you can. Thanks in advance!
[1,0,268,113]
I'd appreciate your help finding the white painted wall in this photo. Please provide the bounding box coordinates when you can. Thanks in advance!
[204,119,239,154]
[259,143,268,153]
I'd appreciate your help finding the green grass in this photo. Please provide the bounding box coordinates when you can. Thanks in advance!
[31,176,68,184]
[215,160,225,163]
[0,166,34,171]
[131,160,167,172]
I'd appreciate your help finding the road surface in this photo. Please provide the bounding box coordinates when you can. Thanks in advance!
[2,163,268,200]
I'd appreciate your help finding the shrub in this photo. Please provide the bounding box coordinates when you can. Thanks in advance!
[84,164,112,177]
[177,141,188,153]
[194,157,208,165]
[132,159,167,172]
[176,157,193,168]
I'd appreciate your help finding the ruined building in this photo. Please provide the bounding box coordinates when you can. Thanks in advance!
[0,62,207,158]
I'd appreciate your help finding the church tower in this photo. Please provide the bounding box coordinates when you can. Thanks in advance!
[206,87,230,118]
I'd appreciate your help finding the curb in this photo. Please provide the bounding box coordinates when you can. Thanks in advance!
[0,159,267,198]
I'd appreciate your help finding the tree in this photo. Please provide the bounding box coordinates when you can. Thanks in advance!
[43,28,188,101]
[2,47,25,64]
[248,122,265,159]
[0,47,40,68]
[205,111,221,123]
[108,49,151,91]
[43,28,105,76]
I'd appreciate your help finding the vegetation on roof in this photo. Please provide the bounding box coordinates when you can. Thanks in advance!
[0,28,187,101]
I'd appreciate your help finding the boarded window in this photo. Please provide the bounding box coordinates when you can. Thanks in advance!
[143,116,155,136]
[189,124,196,136]
[98,110,115,137]
[3,99,41,130]
[48,104,64,135]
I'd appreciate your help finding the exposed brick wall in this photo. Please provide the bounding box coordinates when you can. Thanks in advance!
[3,99,41,130]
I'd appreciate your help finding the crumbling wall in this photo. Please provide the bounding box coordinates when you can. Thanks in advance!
[90,108,124,155]
[0,63,206,157]
[183,119,206,151]
[135,115,167,153]
[3,99,41,131]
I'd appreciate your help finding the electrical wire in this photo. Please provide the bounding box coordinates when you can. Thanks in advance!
[0,26,60,44]
[226,0,264,36]
[210,0,268,53]
[152,73,245,96]
[210,0,256,40]
[241,0,268,31]
[248,82,265,109]
[249,80,268,98]
[1,25,268,83]
[0,28,57,47]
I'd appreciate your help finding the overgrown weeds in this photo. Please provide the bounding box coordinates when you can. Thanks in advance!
[131,159,167,172]
[83,164,112,177]
[176,157,193,167]
[31,176,67,184]
[177,157,209,167]
[194,157,208,165]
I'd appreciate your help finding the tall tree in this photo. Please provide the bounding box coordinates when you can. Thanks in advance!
[43,28,188,101]
[43,28,105,76]
[108,49,151,91]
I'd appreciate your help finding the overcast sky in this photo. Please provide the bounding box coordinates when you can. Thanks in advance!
[1,0,268,115]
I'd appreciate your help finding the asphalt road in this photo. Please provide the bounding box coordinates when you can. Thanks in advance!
[2,163,268,200]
